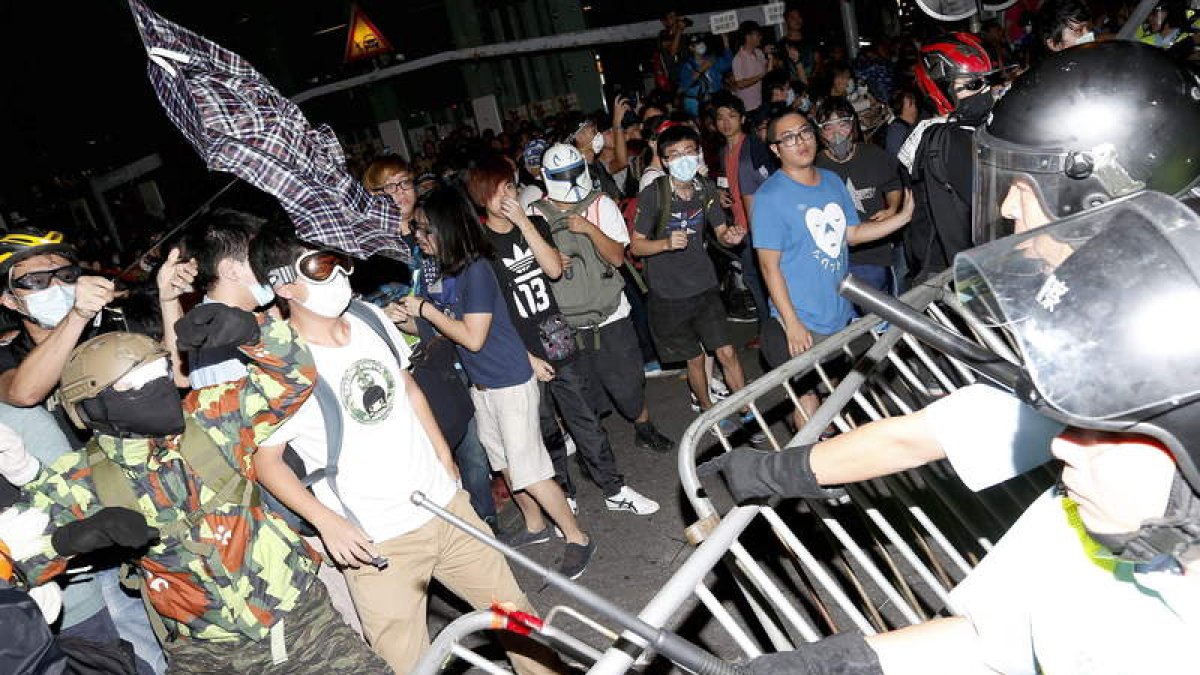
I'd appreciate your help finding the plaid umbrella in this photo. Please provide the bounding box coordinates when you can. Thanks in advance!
[127,0,410,262]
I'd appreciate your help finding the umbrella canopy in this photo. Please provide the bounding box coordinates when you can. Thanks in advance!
[127,0,410,263]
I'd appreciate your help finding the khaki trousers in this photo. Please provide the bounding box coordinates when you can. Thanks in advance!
[344,490,561,675]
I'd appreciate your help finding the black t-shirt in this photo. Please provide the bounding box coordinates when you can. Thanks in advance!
[816,143,902,266]
[633,179,726,300]
[484,218,576,365]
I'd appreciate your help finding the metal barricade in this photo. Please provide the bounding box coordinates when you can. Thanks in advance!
[413,271,1049,674]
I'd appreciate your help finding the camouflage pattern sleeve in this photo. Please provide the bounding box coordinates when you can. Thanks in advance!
[11,451,99,586]
[237,315,316,446]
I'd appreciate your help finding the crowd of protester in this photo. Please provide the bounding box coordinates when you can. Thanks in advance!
[0,1,1197,673]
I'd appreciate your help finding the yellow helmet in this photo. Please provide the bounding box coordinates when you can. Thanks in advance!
[58,333,167,430]
[0,230,76,283]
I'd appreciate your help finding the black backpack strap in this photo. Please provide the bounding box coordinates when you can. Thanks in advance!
[653,176,672,240]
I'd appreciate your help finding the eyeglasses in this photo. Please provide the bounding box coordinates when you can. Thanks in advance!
[370,177,415,195]
[772,126,817,147]
[11,264,81,291]
[267,250,354,287]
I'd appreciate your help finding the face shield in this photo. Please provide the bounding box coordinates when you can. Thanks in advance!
[973,127,1148,246]
[956,191,1200,430]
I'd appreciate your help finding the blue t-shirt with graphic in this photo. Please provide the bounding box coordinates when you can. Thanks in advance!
[751,168,861,334]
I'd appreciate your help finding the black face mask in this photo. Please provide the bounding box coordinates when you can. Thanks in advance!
[81,378,185,438]
[951,90,995,126]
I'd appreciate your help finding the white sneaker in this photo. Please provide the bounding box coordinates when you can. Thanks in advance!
[605,486,660,515]
[567,496,578,514]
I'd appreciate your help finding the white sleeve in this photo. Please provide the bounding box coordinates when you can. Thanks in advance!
[595,195,630,246]
[924,384,1063,492]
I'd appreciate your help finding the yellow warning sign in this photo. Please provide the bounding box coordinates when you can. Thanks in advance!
[344,5,393,63]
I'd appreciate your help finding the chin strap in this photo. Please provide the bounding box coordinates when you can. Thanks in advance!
[1119,475,1200,572]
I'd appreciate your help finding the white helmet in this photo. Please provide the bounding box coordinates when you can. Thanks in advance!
[541,143,593,203]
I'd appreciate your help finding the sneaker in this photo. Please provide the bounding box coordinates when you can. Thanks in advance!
[709,379,731,400]
[712,416,741,438]
[634,423,675,453]
[643,360,664,376]
[567,496,578,515]
[741,411,769,446]
[689,392,701,413]
[559,537,598,580]
[727,307,757,323]
[605,486,660,515]
[500,524,553,548]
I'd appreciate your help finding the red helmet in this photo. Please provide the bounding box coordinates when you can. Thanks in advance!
[915,33,995,115]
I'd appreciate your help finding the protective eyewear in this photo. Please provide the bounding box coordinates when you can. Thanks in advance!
[954,78,989,94]
[268,250,354,287]
[772,126,817,147]
[11,264,81,291]
[817,117,855,131]
[369,177,415,195]
[544,161,587,184]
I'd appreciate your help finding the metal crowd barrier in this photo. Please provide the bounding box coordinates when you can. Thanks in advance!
[413,270,1050,674]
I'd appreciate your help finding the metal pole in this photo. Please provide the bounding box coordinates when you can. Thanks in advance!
[409,492,743,675]
[840,0,860,59]
[117,178,240,281]
[1118,0,1158,41]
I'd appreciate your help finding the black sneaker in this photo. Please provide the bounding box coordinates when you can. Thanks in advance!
[634,423,675,454]
[560,537,597,580]
[500,524,553,548]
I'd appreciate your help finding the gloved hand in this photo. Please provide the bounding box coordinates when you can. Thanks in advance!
[0,423,39,487]
[741,631,883,675]
[50,507,159,558]
[697,445,844,504]
[174,303,260,352]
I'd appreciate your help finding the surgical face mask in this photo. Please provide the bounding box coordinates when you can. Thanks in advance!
[21,284,75,329]
[667,154,701,182]
[297,272,352,318]
[694,42,708,56]
[246,281,275,307]
[797,96,813,113]
[1072,31,1096,46]
[826,133,853,160]
[591,132,606,155]
[784,88,796,106]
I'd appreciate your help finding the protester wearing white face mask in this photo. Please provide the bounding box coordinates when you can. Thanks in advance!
[629,125,751,434]
[0,229,116,412]
[1039,0,1096,52]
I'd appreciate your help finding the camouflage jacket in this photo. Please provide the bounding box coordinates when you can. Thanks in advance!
[16,316,319,643]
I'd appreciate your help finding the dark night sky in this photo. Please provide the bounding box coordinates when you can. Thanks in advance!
[0,0,841,211]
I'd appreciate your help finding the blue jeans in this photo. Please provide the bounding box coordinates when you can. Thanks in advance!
[453,417,496,525]
[98,567,166,675]
[740,238,770,325]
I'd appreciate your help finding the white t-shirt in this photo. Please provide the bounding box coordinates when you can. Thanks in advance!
[594,194,632,327]
[950,489,1200,674]
[265,304,457,543]
[924,384,1063,491]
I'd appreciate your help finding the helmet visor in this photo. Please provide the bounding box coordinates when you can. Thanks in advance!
[543,162,586,185]
[955,190,1200,424]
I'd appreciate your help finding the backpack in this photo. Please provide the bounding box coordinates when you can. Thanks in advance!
[85,301,400,642]
[531,193,628,329]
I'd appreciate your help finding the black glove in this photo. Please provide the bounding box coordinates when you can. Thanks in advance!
[697,445,845,504]
[742,631,883,675]
[51,507,159,557]
[174,303,260,352]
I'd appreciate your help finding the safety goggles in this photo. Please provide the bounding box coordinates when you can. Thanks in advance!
[11,264,82,291]
[954,77,990,95]
[267,250,354,287]
[817,116,856,131]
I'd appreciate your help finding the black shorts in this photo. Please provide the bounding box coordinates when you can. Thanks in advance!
[760,316,834,370]
[647,288,733,363]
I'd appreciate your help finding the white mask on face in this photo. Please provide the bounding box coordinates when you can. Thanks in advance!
[694,42,708,56]
[22,285,75,329]
[591,132,606,155]
[1073,31,1096,45]
[297,273,352,318]
[246,281,275,307]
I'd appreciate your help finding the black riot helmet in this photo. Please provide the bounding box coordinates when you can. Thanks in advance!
[974,41,1200,244]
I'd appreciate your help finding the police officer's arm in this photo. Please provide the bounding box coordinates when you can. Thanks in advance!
[847,188,914,246]
[809,408,944,484]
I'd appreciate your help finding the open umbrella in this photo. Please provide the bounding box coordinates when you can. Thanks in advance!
[127,0,410,262]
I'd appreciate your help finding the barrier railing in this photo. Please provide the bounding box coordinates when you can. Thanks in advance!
[413,271,1050,674]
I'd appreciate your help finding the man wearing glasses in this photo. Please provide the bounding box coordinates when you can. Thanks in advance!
[753,112,911,421]
[0,229,117,415]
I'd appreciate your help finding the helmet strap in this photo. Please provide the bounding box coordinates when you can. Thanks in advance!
[1096,473,1200,572]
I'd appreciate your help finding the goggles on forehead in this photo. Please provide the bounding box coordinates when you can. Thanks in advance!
[267,250,354,287]
[818,116,856,129]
